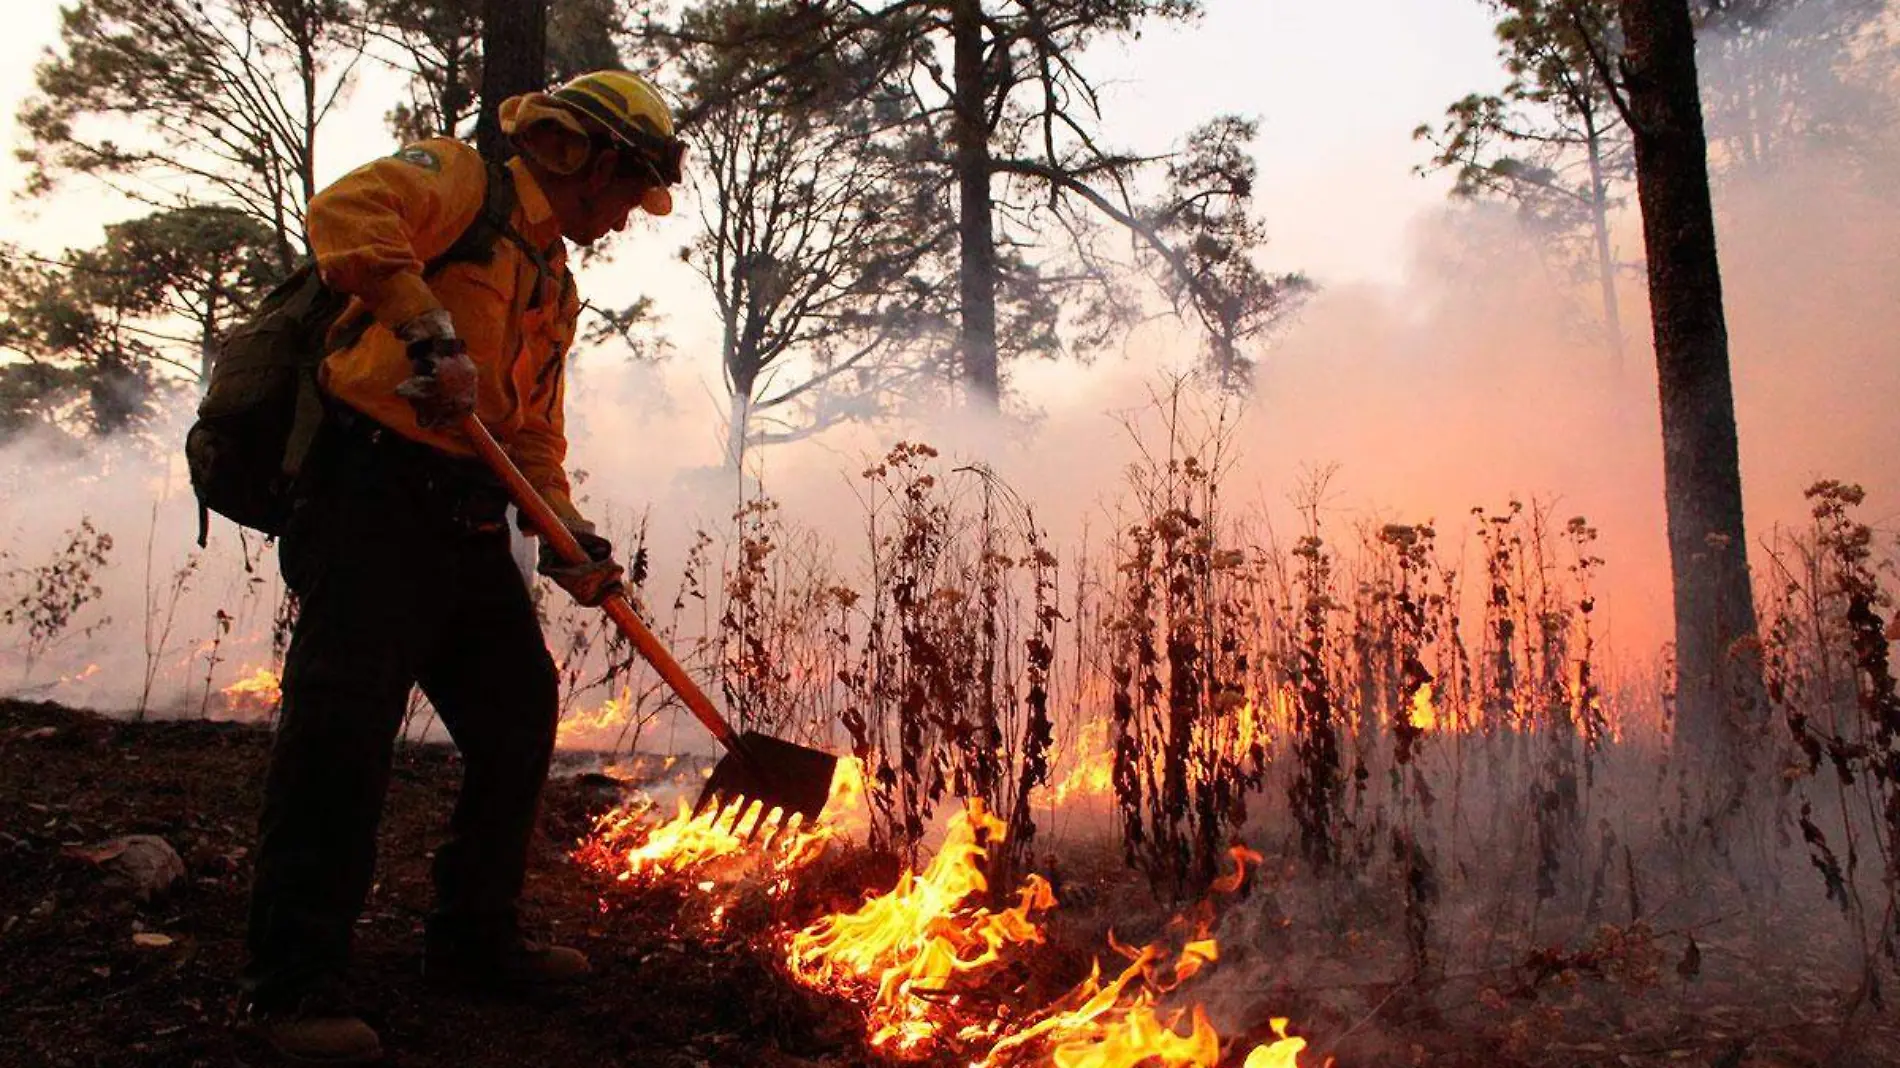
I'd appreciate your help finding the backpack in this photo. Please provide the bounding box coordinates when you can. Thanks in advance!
[186,158,528,546]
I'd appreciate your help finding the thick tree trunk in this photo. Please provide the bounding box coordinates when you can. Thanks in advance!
[951,0,1000,407]
[1620,0,1763,764]
[477,0,549,161]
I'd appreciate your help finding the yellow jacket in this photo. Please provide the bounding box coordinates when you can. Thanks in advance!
[307,137,587,526]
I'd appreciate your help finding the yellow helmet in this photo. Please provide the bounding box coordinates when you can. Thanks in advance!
[500,69,685,215]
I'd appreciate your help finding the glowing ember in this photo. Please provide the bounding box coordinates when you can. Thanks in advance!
[220,666,282,714]
[786,800,1056,1053]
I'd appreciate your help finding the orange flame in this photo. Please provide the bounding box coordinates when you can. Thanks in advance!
[599,752,680,783]
[785,800,1056,1053]
[575,756,867,886]
[817,751,869,839]
[1241,1019,1311,1068]
[974,846,1314,1068]
[1047,744,1116,806]
[974,943,1222,1068]
[220,666,282,715]
[584,782,1319,1067]
[575,796,815,882]
[1211,845,1263,895]
[56,663,102,687]
[1408,682,1439,733]
[556,694,637,749]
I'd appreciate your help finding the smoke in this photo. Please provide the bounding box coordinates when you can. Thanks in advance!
[0,405,282,715]
[569,137,1900,668]
[5,14,1899,737]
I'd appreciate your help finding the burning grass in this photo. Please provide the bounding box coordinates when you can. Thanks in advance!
[218,664,280,716]
[786,800,1057,1054]
[575,754,869,888]
[548,419,1900,1063]
[966,847,1319,1068]
[15,390,1900,1063]
[577,779,1323,1065]
[576,795,829,885]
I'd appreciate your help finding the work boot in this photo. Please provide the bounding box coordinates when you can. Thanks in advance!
[424,918,591,997]
[240,982,382,1065]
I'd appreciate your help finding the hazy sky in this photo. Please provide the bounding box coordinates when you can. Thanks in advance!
[0,0,1507,286]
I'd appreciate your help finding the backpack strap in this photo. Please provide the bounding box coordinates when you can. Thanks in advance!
[320,157,525,359]
[427,159,521,275]
[281,368,329,482]
[452,159,561,311]
[279,158,533,490]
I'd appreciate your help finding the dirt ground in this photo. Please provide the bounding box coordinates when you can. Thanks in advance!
[0,698,857,1068]
[3,698,1897,1068]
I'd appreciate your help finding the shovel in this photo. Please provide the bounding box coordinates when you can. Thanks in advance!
[459,414,840,838]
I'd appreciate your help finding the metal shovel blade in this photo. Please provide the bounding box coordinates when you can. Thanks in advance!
[458,415,843,840]
[693,731,840,831]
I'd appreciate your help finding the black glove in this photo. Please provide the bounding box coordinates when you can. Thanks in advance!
[538,526,626,607]
[395,335,478,430]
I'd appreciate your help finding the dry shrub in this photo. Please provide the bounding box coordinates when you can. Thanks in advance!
[1760,480,1900,1004]
[3,516,114,674]
[523,391,1900,1010]
[837,443,1057,883]
[1104,385,1265,899]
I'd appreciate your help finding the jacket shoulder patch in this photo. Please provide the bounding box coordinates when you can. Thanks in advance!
[392,146,442,171]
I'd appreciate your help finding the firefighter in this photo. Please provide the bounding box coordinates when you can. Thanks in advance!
[239,71,685,1064]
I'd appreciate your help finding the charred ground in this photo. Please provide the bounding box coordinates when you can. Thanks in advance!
[2,698,1895,1068]
[0,698,850,1068]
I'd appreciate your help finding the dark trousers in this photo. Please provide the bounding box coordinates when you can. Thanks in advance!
[242,419,559,1006]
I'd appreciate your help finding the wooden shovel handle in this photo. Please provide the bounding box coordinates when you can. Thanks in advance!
[457,414,741,752]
